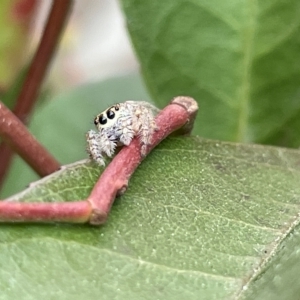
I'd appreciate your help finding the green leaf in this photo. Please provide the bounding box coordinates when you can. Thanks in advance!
[120,0,300,146]
[1,73,150,198]
[2,137,300,299]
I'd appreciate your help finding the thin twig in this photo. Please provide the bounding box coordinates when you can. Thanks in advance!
[0,101,60,176]
[0,0,73,188]
[14,0,73,123]
[0,97,198,225]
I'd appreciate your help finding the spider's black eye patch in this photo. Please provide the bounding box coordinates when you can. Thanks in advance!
[107,109,115,119]
[99,114,107,125]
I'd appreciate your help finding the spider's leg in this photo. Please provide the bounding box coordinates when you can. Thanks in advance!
[117,115,135,146]
[134,106,158,156]
[100,129,117,158]
[86,130,106,166]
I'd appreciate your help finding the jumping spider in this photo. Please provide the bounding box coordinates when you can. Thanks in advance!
[86,101,160,166]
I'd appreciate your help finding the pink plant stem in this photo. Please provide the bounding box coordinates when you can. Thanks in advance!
[0,96,198,225]
[0,101,60,176]
[0,201,91,223]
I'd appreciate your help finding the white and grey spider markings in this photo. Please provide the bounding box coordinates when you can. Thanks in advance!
[86,101,160,166]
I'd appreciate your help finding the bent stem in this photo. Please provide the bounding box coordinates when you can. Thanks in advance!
[0,96,198,225]
[87,96,198,224]
[0,101,60,176]
[0,0,73,188]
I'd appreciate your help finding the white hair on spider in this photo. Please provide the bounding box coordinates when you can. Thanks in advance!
[86,101,160,166]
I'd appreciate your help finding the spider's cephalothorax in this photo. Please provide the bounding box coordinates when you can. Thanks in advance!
[86,101,160,166]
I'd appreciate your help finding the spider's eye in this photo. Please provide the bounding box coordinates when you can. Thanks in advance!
[99,114,107,125]
[115,104,120,111]
[94,117,98,125]
[107,109,115,119]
